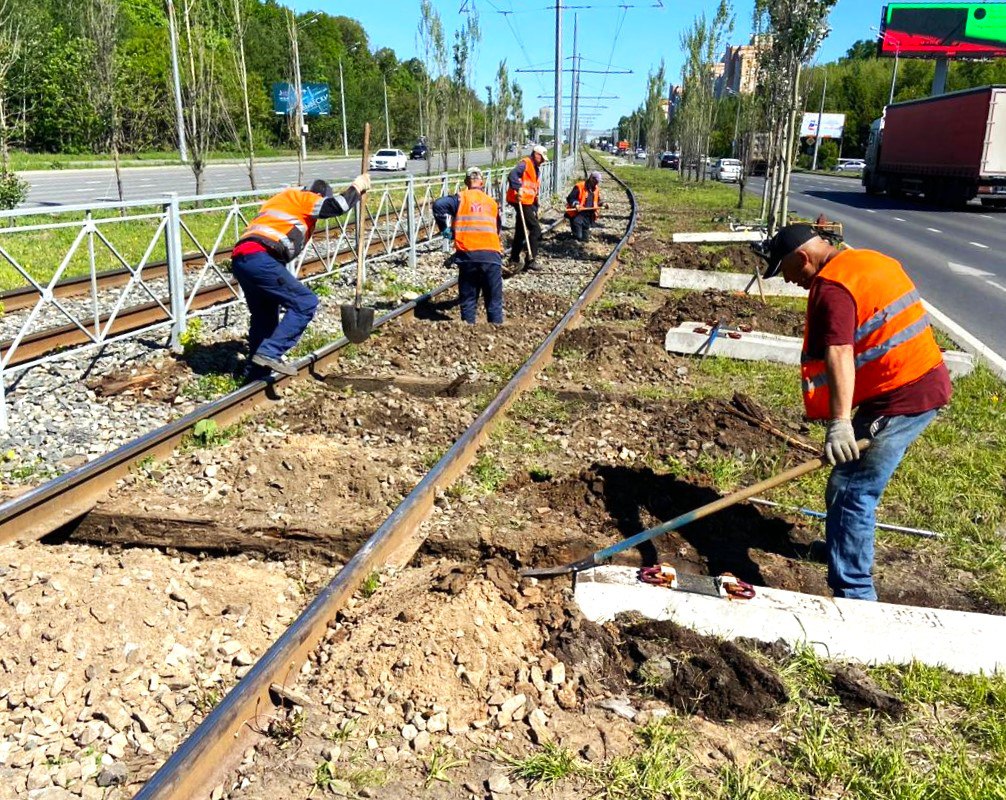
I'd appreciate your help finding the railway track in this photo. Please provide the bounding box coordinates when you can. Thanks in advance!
[0,152,636,799]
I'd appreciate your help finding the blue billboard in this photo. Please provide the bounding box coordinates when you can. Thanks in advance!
[271,83,331,117]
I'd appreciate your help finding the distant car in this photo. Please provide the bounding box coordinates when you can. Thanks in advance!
[635,149,647,160]
[712,158,742,182]
[833,159,865,172]
[507,142,517,154]
[660,152,679,170]
[370,149,408,171]
[410,142,428,160]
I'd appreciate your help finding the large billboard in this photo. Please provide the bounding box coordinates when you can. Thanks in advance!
[271,83,331,117]
[800,112,846,139]
[879,3,1006,58]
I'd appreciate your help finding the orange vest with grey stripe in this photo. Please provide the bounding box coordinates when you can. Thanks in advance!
[238,188,327,262]
[454,189,502,253]
[506,157,539,205]
[566,181,600,218]
[801,249,944,420]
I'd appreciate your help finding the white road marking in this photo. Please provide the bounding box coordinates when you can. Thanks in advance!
[948,262,994,278]
[985,279,1006,294]
[893,216,906,221]
[970,241,990,249]
[926,227,941,233]
[866,209,877,214]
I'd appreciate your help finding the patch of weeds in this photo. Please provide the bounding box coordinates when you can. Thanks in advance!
[267,708,305,748]
[599,719,695,799]
[528,465,553,482]
[554,343,585,361]
[780,642,832,694]
[714,762,773,800]
[425,744,466,788]
[511,387,571,423]
[312,760,386,796]
[341,343,361,362]
[190,418,225,447]
[290,329,339,358]
[181,372,241,400]
[607,275,648,295]
[483,361,517,381]
[311,279,334,298]
[471,452,507,494]
[325,718,358,744]
[636,384,674,402]
[359,571,381,598]
[509,742,585,787]
[422,447,446,470]
[7,462,39,481]
[694,451,746,492]
[194,686,223,714]
[178,318,203,355]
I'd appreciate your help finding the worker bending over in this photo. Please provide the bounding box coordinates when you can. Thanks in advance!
[565,171,608,242]
[506,144,548,273]
[231,176,370,377]
[433,167,504,325]
[765,224,950,601]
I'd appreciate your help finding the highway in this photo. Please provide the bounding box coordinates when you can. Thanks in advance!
[748,172,1006,357]
[20,148,496,208]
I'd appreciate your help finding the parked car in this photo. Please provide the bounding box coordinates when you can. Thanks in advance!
[507,141,517,154]
[370,149,408,171]
[833,158,865,172]
[634,149,647,160]
[410,142,428,160]
[712,158,742,182]
[659,152,679,170]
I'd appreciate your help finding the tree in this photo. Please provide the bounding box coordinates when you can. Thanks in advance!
[416,0,446,174]
[643,61,668,169]
[0,0,26,208]
[84,0,125,203]
[228,0,256,188]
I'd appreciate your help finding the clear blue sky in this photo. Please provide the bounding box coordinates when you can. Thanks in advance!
[292,1,886,131]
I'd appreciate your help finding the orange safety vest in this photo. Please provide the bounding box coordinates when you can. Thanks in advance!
[801,249,944,420]
[506,157,539,205]
[237,188,327,262]
[566,181,600,218]
[453,189,501,253]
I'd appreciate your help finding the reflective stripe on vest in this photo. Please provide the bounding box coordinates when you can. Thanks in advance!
[237,188,318,261]
[454,189,501,253]
[800,249,944,419]
[506,157,539,205]
[566,182,600,218]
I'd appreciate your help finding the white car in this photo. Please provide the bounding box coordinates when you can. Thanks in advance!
[833,159,865,172]
[712,158,742,182]
[369,149,408,171]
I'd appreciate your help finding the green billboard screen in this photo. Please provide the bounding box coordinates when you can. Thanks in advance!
[879,2,1006,58]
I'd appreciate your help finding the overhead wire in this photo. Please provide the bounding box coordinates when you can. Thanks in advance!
[486,0,549,93]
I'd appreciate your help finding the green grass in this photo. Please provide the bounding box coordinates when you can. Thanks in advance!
[359,571,381,599]
[180,372,241,401]
[509,742,583,786]
[424,744,467,788]
[9,147,363,172]
[289,328,340,359]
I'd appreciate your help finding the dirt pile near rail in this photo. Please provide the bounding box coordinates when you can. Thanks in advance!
[646,288,805,341]
[664,242,766,274]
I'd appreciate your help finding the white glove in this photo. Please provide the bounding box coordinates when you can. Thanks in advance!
[351,174,371,194]
[824,419,860,465]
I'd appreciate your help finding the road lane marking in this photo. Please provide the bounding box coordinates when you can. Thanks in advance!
[985,279,1006,294]
[949,262,994,278]
[927,227,941,233]
[866,209,876,214]
[970,241,989,249]
[893,217,906,221]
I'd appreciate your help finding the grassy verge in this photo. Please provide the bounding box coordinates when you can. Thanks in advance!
[9,148,364,171]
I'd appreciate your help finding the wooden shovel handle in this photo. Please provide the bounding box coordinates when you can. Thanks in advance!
[355,123,370,306]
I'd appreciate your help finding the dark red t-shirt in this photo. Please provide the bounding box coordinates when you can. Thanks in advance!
[805,278,951,418]
[231,240,267,258]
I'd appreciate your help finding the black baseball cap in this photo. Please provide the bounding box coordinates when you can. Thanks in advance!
[307,179,333,198]
[763,223,819,278]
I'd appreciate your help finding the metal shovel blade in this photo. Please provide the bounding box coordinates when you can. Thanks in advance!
[340,304,374,344]
[520,555,598,579]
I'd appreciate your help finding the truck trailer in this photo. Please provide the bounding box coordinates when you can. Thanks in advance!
[863,85,1006,208]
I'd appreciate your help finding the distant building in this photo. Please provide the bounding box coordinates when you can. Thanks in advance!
[716,34,771,97]
[711,62,726,98]
[538,106,553,126]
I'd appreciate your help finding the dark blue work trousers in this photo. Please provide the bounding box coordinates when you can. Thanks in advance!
[230,251,319,360]
[458,261,504,325]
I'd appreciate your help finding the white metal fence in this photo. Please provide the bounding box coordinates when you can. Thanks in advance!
[0,156,574,430]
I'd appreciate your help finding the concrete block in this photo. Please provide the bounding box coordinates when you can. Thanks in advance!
[671,231,765,243]
[575,566,1006,674]
[664,323,975,379]
[658,267,808,297]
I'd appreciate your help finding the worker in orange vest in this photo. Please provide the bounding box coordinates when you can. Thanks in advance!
[506,144,548,273]
[231,175,370,378]
[764,224,951,601]
[432,167,504,324]
[565,171,608,242]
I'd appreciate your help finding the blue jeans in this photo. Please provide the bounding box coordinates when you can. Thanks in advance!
[825,408,939,601]
[458,262,504,324]
[231,251,319,360]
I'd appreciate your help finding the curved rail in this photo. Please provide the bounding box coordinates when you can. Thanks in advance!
[133,151,637,800]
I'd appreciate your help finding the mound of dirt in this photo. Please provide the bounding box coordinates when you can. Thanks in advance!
[664,243,766,274]
[646,288,805,341]
[622,618,789,721]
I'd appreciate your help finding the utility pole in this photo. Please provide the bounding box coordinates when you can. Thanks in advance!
[811,68,827,171]
[383,77,391,147]
[339,58,349,156]
[165,0,187,163]
[552,0,563,195]
[569,15,578,158]
[291,18,307,162]
[889,43,899,105]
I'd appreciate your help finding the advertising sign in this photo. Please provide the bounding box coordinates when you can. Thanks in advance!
[800,112,846,139]
[879,3,1006,58]
[271,83,331,116]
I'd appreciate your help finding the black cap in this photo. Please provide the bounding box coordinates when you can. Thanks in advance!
[307,179,333,198]
[763,223,819,278]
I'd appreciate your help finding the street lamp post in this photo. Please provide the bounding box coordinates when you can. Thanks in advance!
[291,15,318,163]
[165,0,187,163]
[339,59,349,156]
[811,68,827,171]
[872,27,900,105]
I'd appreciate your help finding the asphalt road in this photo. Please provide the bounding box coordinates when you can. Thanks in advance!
[20,148,496,208]
[747,172,1006,357]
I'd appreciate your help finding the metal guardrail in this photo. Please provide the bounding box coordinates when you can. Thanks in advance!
[0,157,575,430]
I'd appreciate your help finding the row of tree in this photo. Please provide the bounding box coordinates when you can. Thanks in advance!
[0,0,534,204]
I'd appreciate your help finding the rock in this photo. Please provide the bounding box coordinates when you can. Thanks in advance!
[527,708,551,744]
[400,724,419,742]
[412,730,431,752]
[596,695,637,721]
[426,711,448,733]
[96,763,127,787]
[530,666,547,693]
[548,662,566,685]
[487,772,512,794]
[496,694,526,727]
[27,763,51,790]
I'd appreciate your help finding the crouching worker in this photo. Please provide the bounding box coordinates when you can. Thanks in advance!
[432,167,504,325]
[565,171,608,242]
[231,175,370,378]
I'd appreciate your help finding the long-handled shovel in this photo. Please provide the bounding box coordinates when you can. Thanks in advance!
[520,439,871,578]
[341,123,375,344]
[514,200,535,268]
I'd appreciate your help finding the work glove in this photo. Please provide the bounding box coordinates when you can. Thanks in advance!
[441,227,453,241]
[440,227,453,252]
[824,418,860,465]
[570,201,579,210]
[351,174,371,194]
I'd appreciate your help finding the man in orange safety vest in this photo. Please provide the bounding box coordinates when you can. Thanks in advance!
[764,224,951,601]
[565,171,608,243]
[506,144,548,273]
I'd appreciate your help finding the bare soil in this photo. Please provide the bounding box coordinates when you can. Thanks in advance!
[646,288,805,340]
